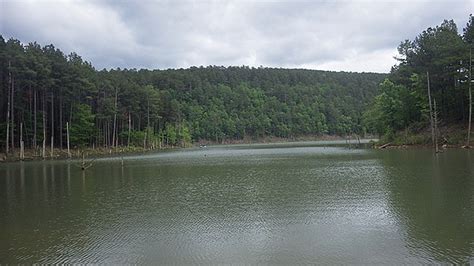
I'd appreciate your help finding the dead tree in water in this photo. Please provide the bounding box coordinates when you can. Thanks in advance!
[76,152,96,170]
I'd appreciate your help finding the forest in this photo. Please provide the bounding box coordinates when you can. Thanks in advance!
[1,14,473,159]
[364,15,473,146]
[0,36,384,158]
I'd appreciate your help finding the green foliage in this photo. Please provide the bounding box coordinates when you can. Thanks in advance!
[390,18,471,123]
[1,34,385,152]
[364,79,426,135]
[3,14,473,152]
[367,15,473,143]
[70,104,95,147]
[179,125,192,146]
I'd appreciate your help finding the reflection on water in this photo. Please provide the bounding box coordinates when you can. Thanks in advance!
[379,149,474,264]
[0,143,473,264]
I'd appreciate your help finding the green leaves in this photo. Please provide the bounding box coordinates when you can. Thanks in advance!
[0,35,385,150]
[375,15,473,140]
[70,104,95,147]
[364,79,424,136]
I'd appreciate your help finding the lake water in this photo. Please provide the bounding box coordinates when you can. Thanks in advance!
[1,141,473,264]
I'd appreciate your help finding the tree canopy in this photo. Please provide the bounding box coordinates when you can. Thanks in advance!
[0,36,385,152]
[364,15,473,143]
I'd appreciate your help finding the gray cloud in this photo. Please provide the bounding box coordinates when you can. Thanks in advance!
[1,0,472,72]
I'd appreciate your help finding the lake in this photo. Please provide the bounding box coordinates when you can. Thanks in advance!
[1,141,473,264]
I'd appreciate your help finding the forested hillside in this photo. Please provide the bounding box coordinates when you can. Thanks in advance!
[363,15,473,146]
[0,36,385,155]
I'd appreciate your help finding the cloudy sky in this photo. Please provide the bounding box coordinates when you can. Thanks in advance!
[1,0,472,73]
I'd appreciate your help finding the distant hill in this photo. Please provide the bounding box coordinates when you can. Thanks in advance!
[0,36,386,151]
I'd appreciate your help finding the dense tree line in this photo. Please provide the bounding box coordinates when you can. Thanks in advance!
[364,15,473,145]
[0,35,385,156]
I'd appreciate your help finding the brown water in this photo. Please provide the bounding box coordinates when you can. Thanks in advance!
[1,141,473,263]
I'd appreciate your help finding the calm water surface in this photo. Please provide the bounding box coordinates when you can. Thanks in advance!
[1,141,473,263]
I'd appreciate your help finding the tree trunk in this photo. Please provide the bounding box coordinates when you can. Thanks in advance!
[19,122,24,160]
[42,89,46,159]
[427,72,435,150]
[434,99,439,153]
[146,98,150,148]
[116,118,119,147]
[11,76,15,152]
[60,96,63,149]
[5,61,11,155]
[104,121,107,148]
[112,88,118,148]
[128,112,131,147]
[467,47,472,147]
[28,84,32,148]
[66,121,71,158]
[33,87,37,149]
[50,92,54,158]
[107,120,110,148]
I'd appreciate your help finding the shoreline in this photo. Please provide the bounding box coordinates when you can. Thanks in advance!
[0,134,370,163]
[375,143,472,150]
[2,134,471,163]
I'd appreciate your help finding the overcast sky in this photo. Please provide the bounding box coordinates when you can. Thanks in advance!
[1,0,472,73]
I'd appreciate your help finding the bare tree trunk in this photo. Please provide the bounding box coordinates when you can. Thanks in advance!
[106,120,110,148]
[434,99,439,153]
[427,72,435,150]
[33,87,37,149]
[146,99,150,148]
[28,84,32,148]
[128,112,131,147]
[5,61,11,155]
[112,88,118,149]
[66,121,71,158]
[467,47,472,147]
[116,118,119,147]
[60,96,63,149]
[103,121,106,147]
[19,122,24,160]
[50,92,54,158]
[42,89,46,159]
[11,76,15,152]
